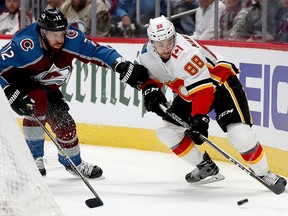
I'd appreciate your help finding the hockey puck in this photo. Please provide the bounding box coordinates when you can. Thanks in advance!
[237,198,248,206]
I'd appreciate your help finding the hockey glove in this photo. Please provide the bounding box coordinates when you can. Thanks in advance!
[3,85,35,116]
[185,114,210,145]
[114,61,148,90]
[142,84,167,117]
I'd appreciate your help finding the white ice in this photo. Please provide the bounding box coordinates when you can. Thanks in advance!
[43,143,288,216]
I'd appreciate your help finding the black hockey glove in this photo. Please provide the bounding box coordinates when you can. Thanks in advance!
[114,61,149,90]
[3,85,35,116]
[142,84,167,117]
[185,114,210,145]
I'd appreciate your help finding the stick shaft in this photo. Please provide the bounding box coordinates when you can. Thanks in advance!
[31,113,102,199]
[159,104,278,193]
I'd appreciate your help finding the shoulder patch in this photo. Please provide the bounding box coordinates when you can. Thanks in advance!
[171,45,183,59]
[20,38,34,51]
[66,30,78,39]
[141,43,148,54]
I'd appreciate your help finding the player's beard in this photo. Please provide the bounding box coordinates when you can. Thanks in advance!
[154,47,172,60]
[160,52,171,60]
[41,36,64,54]
[51,38,65,50]
[47,43,64,60]
[50,45,63,53]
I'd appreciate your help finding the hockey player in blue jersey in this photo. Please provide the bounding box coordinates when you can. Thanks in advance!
[0,8,148,178]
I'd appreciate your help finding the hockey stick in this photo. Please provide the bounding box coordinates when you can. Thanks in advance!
[159,104,285,195]
[31,113,104,208]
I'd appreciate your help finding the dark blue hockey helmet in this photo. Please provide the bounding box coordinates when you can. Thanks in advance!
[38,8,68,31]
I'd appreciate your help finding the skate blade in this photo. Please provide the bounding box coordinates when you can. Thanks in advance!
[92,175,106,180]
[66,169,106,180]
[190,172,225,185]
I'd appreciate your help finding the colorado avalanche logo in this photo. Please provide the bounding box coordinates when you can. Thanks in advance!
[32,64,71,86]
[20,39,34,51]
[66,30,78,39]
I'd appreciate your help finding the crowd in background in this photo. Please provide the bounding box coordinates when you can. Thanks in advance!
[0,0,288,43]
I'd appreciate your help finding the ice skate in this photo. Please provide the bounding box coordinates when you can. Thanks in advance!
[66,161,103,179]
[186,151,224,185]
[35,157,46,176]
[258,171,287,194]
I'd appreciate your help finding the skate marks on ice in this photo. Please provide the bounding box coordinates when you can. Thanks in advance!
[43,144,288,216]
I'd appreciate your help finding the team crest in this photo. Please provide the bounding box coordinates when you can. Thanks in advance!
[31,64,71,86]
[66,30,78,39]
[20,39,34,51]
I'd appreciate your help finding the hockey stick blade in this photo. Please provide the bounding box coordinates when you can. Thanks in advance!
[200,135,286,195]
[85,197,104,208]
[159,104,286,195]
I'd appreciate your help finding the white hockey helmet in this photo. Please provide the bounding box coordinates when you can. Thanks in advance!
[147,15,176,42]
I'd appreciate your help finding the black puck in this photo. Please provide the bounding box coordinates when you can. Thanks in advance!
[237,198,248,206]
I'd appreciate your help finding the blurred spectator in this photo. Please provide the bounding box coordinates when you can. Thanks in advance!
[282,0,288,6]
[45,0,65,9]
[106,0,119,24]
[229,0,287,42]
[0,0,5,13]
[191,0,225,40]
[105,0,119,12]
[110,0,167,37]
[61,0,111,36]
[219,0,244,40]
[0,0,34,35]
[243,0,252,7]
[171,0,199,35]
[277,0,288,42]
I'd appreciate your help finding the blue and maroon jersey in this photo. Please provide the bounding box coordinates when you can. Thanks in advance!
[0,22,122,92]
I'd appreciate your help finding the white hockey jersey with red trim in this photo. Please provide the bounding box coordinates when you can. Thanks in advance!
[139,33,216,116]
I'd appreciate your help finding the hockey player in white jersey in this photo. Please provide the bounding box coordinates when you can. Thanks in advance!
[139,16,286,192]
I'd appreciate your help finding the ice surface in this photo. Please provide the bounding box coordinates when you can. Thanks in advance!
[43,143,288,216]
